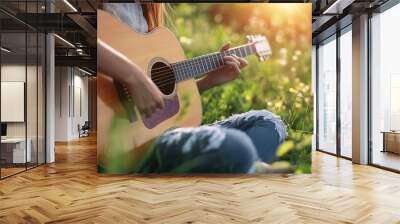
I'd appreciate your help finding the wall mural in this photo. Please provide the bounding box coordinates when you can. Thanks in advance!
[97,3,312,174]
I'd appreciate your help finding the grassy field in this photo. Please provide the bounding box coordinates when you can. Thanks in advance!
[168,3,313,173]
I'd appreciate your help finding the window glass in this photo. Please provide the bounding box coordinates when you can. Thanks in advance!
[371,3,400,171]
[318,36,337,154]
[1,19,28,178]
[0,1,46,179]
[340,28,352,158]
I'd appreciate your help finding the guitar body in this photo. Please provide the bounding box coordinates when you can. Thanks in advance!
[97,10,202,173]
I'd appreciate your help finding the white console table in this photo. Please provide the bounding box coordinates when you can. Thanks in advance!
[1,138,31,163]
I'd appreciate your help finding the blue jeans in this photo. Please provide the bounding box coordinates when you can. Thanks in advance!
[137,110,287,173]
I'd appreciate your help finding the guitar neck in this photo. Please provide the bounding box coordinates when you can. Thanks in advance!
[171,43,256,82]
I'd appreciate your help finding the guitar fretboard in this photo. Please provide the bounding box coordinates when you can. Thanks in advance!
[171,43,256,82]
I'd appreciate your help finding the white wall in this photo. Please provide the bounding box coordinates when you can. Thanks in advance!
[54,67,89,141]
[55,67,69,141]
[74,74,89,132]
[1,66,26,132]
[1,82,25,122]
[1,63,46,164]
[1,65,38,138]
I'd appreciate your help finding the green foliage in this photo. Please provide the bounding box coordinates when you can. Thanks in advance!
[169,4,312,173]
[277,130,312,174]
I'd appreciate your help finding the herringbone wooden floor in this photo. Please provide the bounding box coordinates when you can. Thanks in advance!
[1,135,400,224]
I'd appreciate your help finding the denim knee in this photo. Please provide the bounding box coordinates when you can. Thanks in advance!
[244,110,287,163]
[213,110,287,163]
[245,110,287,143]
[213,109,287,143]
[148,126,257,173]
[218,128,258,173]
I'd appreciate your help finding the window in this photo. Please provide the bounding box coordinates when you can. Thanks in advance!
[371,3,400,171]
[0,1,47,179]
[317,36,337,154]
[339,27,352,158]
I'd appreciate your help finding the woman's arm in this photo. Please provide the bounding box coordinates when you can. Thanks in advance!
[197,43,248,93]
[98,39,164,117]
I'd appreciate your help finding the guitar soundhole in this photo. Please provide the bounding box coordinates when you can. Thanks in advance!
[151,61,176,95]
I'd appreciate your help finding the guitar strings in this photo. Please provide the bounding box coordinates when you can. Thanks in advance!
[149,57,234,86]
[148,54,242,74]
[152,67,217,87]
[149,49,252,80]
[147,56,215,74]
[150,61,220,80]
[149,56,242,88]
[150,63,220,81]
[144,46,254,84]
[121,49,253,88]
[150,64,219,85]
[148,50,249,83]
[119,47,255,98]
[146,47,251,74]
[120,60,223,96]
[150,55,229,80]
[121,50,245,95]
[148,58,219,76]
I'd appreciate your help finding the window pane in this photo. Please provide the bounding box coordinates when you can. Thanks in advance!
[371,4,400,171]
[340,29,352,158]
[1,30,28,177]
[318,37,337,154]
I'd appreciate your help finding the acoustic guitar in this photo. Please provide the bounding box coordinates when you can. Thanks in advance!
[97,9,272,173]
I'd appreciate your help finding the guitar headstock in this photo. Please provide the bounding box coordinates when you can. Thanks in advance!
[246,35,271,61]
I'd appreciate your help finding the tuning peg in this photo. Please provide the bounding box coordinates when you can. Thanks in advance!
[247,35,256,43]
[259,55,270,62]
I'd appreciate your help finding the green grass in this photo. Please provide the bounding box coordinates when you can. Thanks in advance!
[168,4,313,173]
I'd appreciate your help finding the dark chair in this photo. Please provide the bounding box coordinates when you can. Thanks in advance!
[79,121,90,138]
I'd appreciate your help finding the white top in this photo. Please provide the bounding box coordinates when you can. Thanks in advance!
[103,3,149,33]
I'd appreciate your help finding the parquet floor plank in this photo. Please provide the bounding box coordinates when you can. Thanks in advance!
[1,135,400,223]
